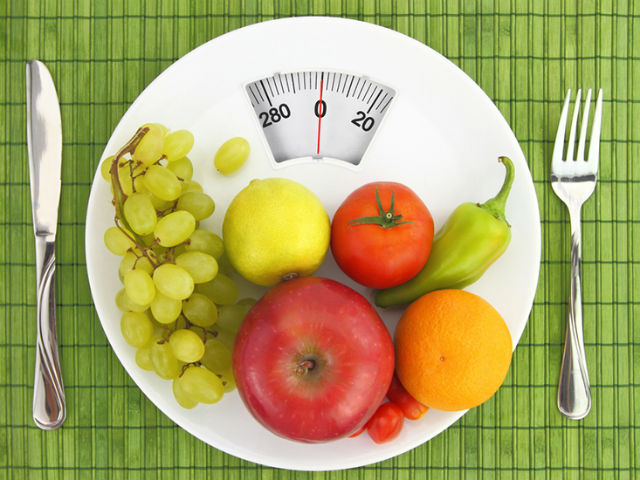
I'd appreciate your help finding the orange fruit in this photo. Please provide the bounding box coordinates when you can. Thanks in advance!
[394,289,513,411]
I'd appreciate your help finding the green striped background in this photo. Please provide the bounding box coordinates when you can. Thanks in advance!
[1,0,638,478]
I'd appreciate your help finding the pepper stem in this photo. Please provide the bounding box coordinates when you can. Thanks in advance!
[480,156,514,225]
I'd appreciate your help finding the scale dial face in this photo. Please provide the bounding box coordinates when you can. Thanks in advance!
[246,71,395,166]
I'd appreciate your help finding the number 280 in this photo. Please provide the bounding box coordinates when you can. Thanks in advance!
[259,104,291,127]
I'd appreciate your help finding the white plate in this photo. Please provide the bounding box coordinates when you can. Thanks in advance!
[86,17,541,471]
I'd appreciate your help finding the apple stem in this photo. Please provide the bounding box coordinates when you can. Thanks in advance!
[295,359,316,376]
[282,272,299,282]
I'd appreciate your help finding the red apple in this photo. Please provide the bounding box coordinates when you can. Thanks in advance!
[232,276,395,443]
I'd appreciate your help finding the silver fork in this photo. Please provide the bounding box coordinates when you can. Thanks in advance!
[551,88,603,420]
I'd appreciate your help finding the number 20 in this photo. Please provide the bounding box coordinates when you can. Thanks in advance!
[351,111,375,131]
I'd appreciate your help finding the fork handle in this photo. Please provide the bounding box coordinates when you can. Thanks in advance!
[557,207,591,419]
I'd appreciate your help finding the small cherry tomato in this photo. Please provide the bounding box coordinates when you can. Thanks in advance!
[349,424,366,438]
[366,402,404,444]
[331,182,434,289]
[386,374,429,420]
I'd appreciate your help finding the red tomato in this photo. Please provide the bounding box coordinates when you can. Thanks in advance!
[386,374,429,420]
[366,402,404,444]
[331,182,434,289]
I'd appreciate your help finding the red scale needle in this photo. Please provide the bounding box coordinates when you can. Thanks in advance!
[316,75,324,155]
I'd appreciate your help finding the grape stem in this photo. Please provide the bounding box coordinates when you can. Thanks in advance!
[109,127,148,206]
[179,362,199,378]
[109,127,149,245]
[130,161,145,180]
[131,246,159,270]
[108,126,171,270]
[185,322,219,342]
[158,202,179,217]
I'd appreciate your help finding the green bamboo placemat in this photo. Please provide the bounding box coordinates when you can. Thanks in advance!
[1,0,638,478]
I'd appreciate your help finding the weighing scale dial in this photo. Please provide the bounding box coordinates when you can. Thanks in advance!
[246,71,395,166]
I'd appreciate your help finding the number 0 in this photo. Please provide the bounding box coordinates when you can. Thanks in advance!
[314,100,327,118]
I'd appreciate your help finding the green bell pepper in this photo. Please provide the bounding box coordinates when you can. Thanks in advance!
[375,156,515,308]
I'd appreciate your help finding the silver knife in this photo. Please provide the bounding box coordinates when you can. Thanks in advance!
[26,60,66,430]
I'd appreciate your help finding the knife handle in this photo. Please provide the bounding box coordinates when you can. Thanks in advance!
[33,236,66,430]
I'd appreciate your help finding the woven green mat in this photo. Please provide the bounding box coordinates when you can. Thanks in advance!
[1,0,638,478]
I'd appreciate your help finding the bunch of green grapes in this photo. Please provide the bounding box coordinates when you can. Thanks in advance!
[101,123,253,409]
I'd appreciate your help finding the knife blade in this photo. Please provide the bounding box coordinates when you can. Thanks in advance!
[26,59,66,430]
[27,60,62,235]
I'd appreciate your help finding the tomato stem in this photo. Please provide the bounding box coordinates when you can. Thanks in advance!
[347,189,412,229]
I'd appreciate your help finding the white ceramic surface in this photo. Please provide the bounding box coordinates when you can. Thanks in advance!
[86,17,541,471]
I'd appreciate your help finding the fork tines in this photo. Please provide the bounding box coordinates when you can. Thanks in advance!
[552,88,604,176]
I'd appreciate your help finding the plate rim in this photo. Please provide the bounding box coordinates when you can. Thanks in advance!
[85,16,541,471]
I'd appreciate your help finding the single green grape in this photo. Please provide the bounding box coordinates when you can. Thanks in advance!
[135,345,155,371]
[133,175,148,193]
[115,288,148,313]
[153,263,194,300]
[148,194,174,211]
[196,273,238,306]
[154,210,196,247]
[214,137,250,175]
[162,130,194,162]
[119,251,154,281]
[176,192,215,221]
[100,155,114,181]
[124,269,156,306]
[200,338,232,375]
[215,254,236,276]
[150,291,183,324]
[179,365,224,404]
[141,122,169,136]
[114,161,135,196]
[132,124,165,166]
[216,303,252,332]
[236,297,257,307]
[104,226,135,256]
[150,341,182,380]
[181,180,203,194]
[210,326,236,351]
[169,328,205,363]
[219,368,236,393]
[175,251,218,284]
[182,293,218,327]
[123,192,157,235]
[173,376,198,409]
[149,318,165,338]
[185,229,224,259]
[120,311,154,348]
[172,244,187,257]
[118,254,137,281]
[143,164,182,201]
[167,157,193,181]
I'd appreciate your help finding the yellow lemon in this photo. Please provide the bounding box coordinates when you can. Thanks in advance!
[222,178,330,286]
